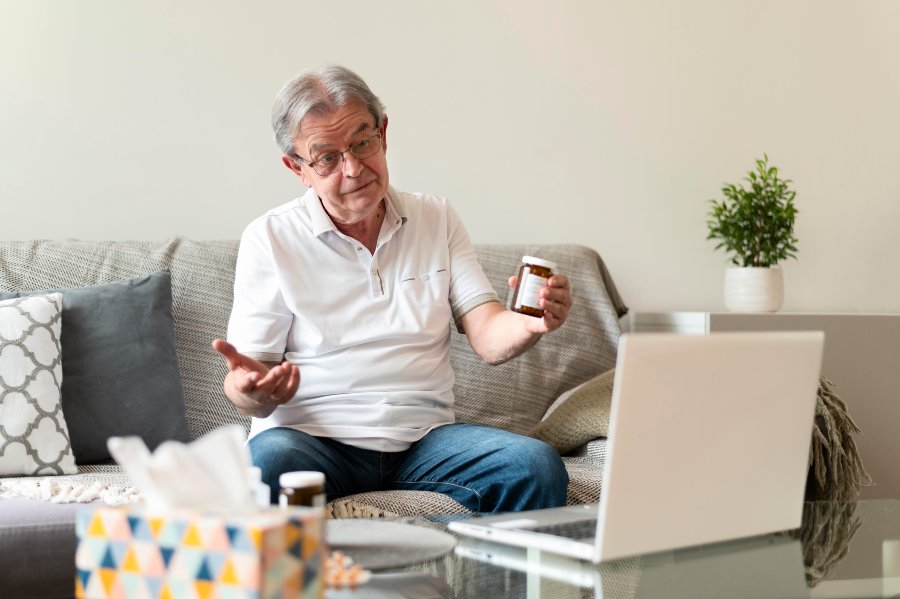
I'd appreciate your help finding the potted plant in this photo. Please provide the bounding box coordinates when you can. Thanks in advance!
[706,154,798,312]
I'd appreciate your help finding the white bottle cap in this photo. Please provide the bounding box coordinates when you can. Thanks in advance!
[521,255,557,270]
[279,471,325,489]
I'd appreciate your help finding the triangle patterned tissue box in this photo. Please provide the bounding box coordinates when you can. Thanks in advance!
[75,506,324,599]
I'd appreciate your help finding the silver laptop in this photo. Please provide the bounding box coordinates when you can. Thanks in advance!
[449,331,825,563]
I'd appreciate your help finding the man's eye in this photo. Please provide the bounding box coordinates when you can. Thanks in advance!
[353,139,371,151]
[317,153,339,165]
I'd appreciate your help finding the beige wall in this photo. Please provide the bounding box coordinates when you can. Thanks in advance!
[2,1,898,314]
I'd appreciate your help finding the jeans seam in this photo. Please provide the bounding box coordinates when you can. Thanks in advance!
[393,479,491,511]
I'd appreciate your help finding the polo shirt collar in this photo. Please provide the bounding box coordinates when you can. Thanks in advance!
[302,185,408,239]
[302,187,336,238]
[384,186,409,228]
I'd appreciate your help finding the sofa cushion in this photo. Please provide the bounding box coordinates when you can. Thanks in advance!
[530,368,615,454]
[0,496,88,598]
[0,293,77,475]
[327,490,464,519]
[0,271,191,463]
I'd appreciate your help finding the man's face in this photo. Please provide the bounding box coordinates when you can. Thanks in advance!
[284,100,389,226]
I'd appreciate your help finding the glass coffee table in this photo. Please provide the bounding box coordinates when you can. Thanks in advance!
[327,499,900,598]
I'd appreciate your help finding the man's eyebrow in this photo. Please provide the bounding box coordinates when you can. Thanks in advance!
[309,123,373,152]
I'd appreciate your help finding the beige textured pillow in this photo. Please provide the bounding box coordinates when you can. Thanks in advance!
[529,368,615,454]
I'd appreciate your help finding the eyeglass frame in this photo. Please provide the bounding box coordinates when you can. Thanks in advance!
[293,129,384,177]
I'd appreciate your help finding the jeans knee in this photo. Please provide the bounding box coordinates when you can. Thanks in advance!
[248,428,317,503]
[520,438,568,486]
[493,436,568,510]
[249,428,294,468]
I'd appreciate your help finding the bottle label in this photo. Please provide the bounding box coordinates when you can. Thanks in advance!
[519,272,549,309]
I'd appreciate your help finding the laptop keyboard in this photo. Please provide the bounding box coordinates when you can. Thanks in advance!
[527,519,597,542]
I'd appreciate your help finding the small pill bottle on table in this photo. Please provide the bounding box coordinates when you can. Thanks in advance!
[279,471,326,509]
[510,256,557,318]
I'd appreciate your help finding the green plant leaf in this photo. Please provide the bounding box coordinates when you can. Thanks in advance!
[705,154,799,266]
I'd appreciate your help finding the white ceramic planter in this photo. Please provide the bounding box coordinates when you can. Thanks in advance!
[723,266,784,313]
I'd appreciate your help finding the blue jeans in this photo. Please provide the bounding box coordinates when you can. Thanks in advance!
[249,423,568,513]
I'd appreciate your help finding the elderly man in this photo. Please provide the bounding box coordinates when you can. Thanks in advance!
[213,65,573,512]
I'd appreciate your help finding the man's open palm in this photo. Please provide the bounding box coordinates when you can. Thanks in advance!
[212,339,300,412]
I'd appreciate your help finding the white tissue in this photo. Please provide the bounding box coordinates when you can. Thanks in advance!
[107,425,257,514]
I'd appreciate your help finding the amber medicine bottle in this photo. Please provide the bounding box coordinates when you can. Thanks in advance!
[279,471,326,508]
[510,256,557,317]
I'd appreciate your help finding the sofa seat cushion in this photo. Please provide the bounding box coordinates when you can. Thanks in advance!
[0,496,93,598]
[563,457,605,505]
[328,490,467,519]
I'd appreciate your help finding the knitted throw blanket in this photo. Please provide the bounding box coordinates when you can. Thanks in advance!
[786,501,863,587]
[0,478,142,506]
[0,477,398,520]
[806,377,873,500]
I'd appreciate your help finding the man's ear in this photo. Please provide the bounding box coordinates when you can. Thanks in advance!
[381,115,389,155]
[282,155,311,187]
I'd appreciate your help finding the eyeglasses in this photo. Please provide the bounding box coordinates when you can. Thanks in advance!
[296,131,383,177]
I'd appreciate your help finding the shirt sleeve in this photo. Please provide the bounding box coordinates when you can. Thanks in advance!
[445,201,500,330]
[227,220,294,363]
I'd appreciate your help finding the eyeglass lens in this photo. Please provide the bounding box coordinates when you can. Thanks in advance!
[310,132,382,176]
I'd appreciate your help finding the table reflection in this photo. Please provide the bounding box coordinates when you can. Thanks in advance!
[336,500,899,598]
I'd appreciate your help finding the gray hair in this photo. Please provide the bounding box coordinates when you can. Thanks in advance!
[272,65,386,158]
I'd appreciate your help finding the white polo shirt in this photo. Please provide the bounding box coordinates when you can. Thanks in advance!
[227,186,499,451]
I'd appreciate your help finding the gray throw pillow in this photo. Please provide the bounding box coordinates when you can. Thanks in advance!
[0,270,190,463]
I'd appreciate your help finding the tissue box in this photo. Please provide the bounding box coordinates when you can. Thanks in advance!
[75,507,324,599]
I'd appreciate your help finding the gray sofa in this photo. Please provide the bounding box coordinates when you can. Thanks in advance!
[0,238,626,598]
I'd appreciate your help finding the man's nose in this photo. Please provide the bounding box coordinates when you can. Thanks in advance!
[341,152,364,177]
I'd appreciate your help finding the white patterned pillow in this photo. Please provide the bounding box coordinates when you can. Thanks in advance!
[0,293,77,475]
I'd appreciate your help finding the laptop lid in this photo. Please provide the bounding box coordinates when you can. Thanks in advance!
[449,331,824,563]
[594,331,824,561]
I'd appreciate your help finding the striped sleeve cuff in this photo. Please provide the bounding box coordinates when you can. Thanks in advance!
[243,351,286,364]
[453,292,501,334]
